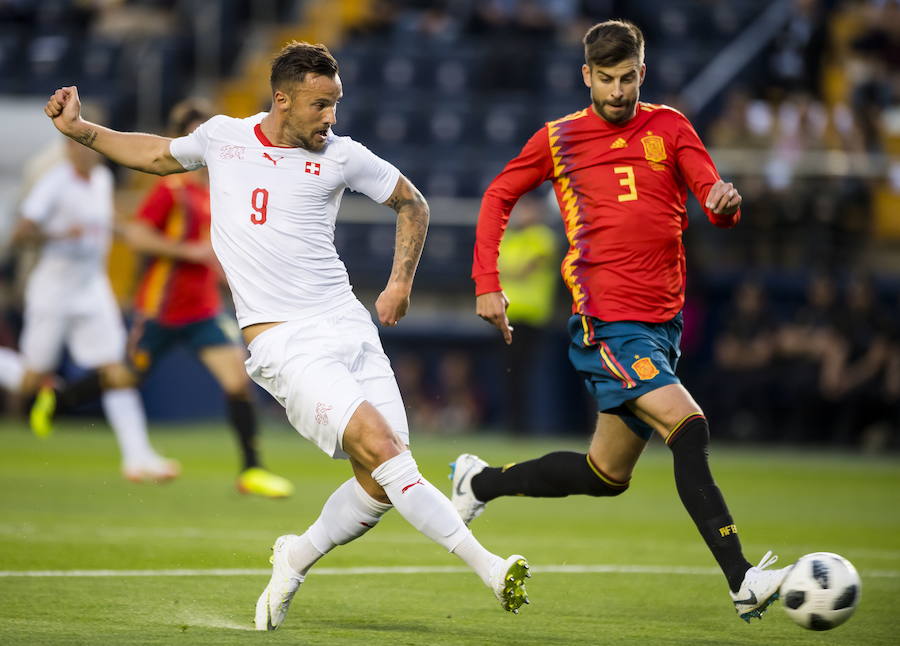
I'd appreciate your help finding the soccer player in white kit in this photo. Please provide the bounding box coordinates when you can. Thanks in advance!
[3,136,178,482]
[42,41,531,630]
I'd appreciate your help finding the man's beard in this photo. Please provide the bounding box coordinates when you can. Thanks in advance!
[595,97,636,124]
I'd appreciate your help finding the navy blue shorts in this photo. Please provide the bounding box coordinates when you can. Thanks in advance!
[130,314,240,372]
[568,313,683,441]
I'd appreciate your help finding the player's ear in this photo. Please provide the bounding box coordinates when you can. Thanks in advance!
[273,88,290,111]
[581,63,592,89]
[639,63,646,87]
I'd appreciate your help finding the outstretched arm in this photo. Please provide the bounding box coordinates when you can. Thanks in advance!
[45,86,185,176]
[375,174,429,326]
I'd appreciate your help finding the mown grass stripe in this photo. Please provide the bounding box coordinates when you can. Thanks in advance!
[1,564,897,578]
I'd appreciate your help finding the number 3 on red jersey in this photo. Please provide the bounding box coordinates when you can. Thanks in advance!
[251,188,268,224]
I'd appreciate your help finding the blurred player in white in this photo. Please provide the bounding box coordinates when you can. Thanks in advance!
[0,134,178,483]
[42,41,531,630]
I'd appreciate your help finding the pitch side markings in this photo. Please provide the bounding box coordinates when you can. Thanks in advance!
[1,565,897,578]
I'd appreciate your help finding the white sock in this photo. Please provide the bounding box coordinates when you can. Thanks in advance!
[100,388,155,465]
[371,450,496,583]
[451,533,502,587]
[0,347,24,390]
[289,477,392,574]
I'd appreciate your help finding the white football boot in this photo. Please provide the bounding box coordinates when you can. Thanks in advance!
[489,554,531,613]
[255,535,304,631]
[730,550,793,621]
[449,453,488,524]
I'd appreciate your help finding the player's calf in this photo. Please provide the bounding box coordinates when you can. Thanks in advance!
[467,451,630,504]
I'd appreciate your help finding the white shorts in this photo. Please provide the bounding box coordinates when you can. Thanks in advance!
[20,276,126,372]
[244,300,410,459]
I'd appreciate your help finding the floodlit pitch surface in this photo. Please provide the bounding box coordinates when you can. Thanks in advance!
[0,420,897,645]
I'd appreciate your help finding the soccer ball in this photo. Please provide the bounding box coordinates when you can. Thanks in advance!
[780,552,861,631]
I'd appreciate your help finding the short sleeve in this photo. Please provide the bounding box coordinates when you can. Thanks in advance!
[342,140,401,203]
[20,166,63,224]
[169,115,223,171]
[135,180,175,230]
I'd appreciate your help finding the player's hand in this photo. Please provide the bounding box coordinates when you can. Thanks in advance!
[375,280,411,326]
[705,179,741,216]
[44,86,83,136]
[476,291,513,345]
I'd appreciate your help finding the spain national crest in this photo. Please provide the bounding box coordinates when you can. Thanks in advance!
[631,356,659,380]
[641,133,666,163]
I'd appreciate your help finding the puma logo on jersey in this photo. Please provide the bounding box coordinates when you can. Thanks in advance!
[305,161,321,175]
[262,152,284,166]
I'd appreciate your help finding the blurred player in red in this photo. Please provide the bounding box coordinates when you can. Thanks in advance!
[35,100,293,499]
[451,19,791,621]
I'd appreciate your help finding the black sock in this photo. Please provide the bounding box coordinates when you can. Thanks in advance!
[471,451,629,502]
[667,415,752,592]
[56,371,103,411]
[226,395,260,470]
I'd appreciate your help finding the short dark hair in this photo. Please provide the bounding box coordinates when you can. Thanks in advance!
[168,98,213,137]
[270,41,339,93]
[583,20,644,68]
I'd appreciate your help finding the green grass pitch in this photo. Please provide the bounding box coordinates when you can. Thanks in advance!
[0,418,897,645]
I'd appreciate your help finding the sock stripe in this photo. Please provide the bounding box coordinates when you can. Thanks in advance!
[585,454,629,489]
[665,413,705,446]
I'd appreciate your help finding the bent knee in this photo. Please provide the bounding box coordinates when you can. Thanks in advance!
[586,478,630,497]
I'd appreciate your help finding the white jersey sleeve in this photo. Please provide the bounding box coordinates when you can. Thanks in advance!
[169,115,228,171]
[342,140,400,203]
[20,166,63,224]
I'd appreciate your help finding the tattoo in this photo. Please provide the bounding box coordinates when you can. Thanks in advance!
[387,180,429,283]
[75,129,97,147]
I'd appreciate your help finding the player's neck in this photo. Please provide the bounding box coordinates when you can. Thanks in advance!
[258,113,291,147]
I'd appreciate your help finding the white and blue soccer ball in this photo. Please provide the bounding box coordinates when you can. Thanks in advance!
[780,552,861,631]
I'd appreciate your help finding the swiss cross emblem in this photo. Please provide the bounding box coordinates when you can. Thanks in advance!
[305,161,321,175]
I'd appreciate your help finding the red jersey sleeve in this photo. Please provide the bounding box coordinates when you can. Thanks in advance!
[135,180,176,230]
[673,114,740,228]
[472,127,555,295]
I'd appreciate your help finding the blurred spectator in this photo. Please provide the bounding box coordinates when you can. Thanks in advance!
[708,279,778,440]
[773,272,843,442]
[498,194,559,434]
[824,273,895,445]
[433,351,485,433]
[393,352,440,433]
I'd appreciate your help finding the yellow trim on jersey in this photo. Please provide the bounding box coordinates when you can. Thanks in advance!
[547,109,590,311]
[140,202,186,317]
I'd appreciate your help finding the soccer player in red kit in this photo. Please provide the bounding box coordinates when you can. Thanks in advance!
[451,20,792,621]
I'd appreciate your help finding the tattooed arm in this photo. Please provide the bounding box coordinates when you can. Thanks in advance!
[44,86,185,175]
[375,175,430,326]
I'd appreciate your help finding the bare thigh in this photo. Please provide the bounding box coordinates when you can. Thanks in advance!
[588,412,648,483]
[627,383,704,440]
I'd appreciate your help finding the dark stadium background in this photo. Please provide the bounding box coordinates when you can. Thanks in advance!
[0,0,896,450]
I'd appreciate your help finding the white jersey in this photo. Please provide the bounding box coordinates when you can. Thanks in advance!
[19,161,114,310]
[169,113,400,328]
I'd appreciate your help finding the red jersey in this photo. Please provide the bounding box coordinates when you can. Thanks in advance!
[133,175,221,325]
[473,102,740,323]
